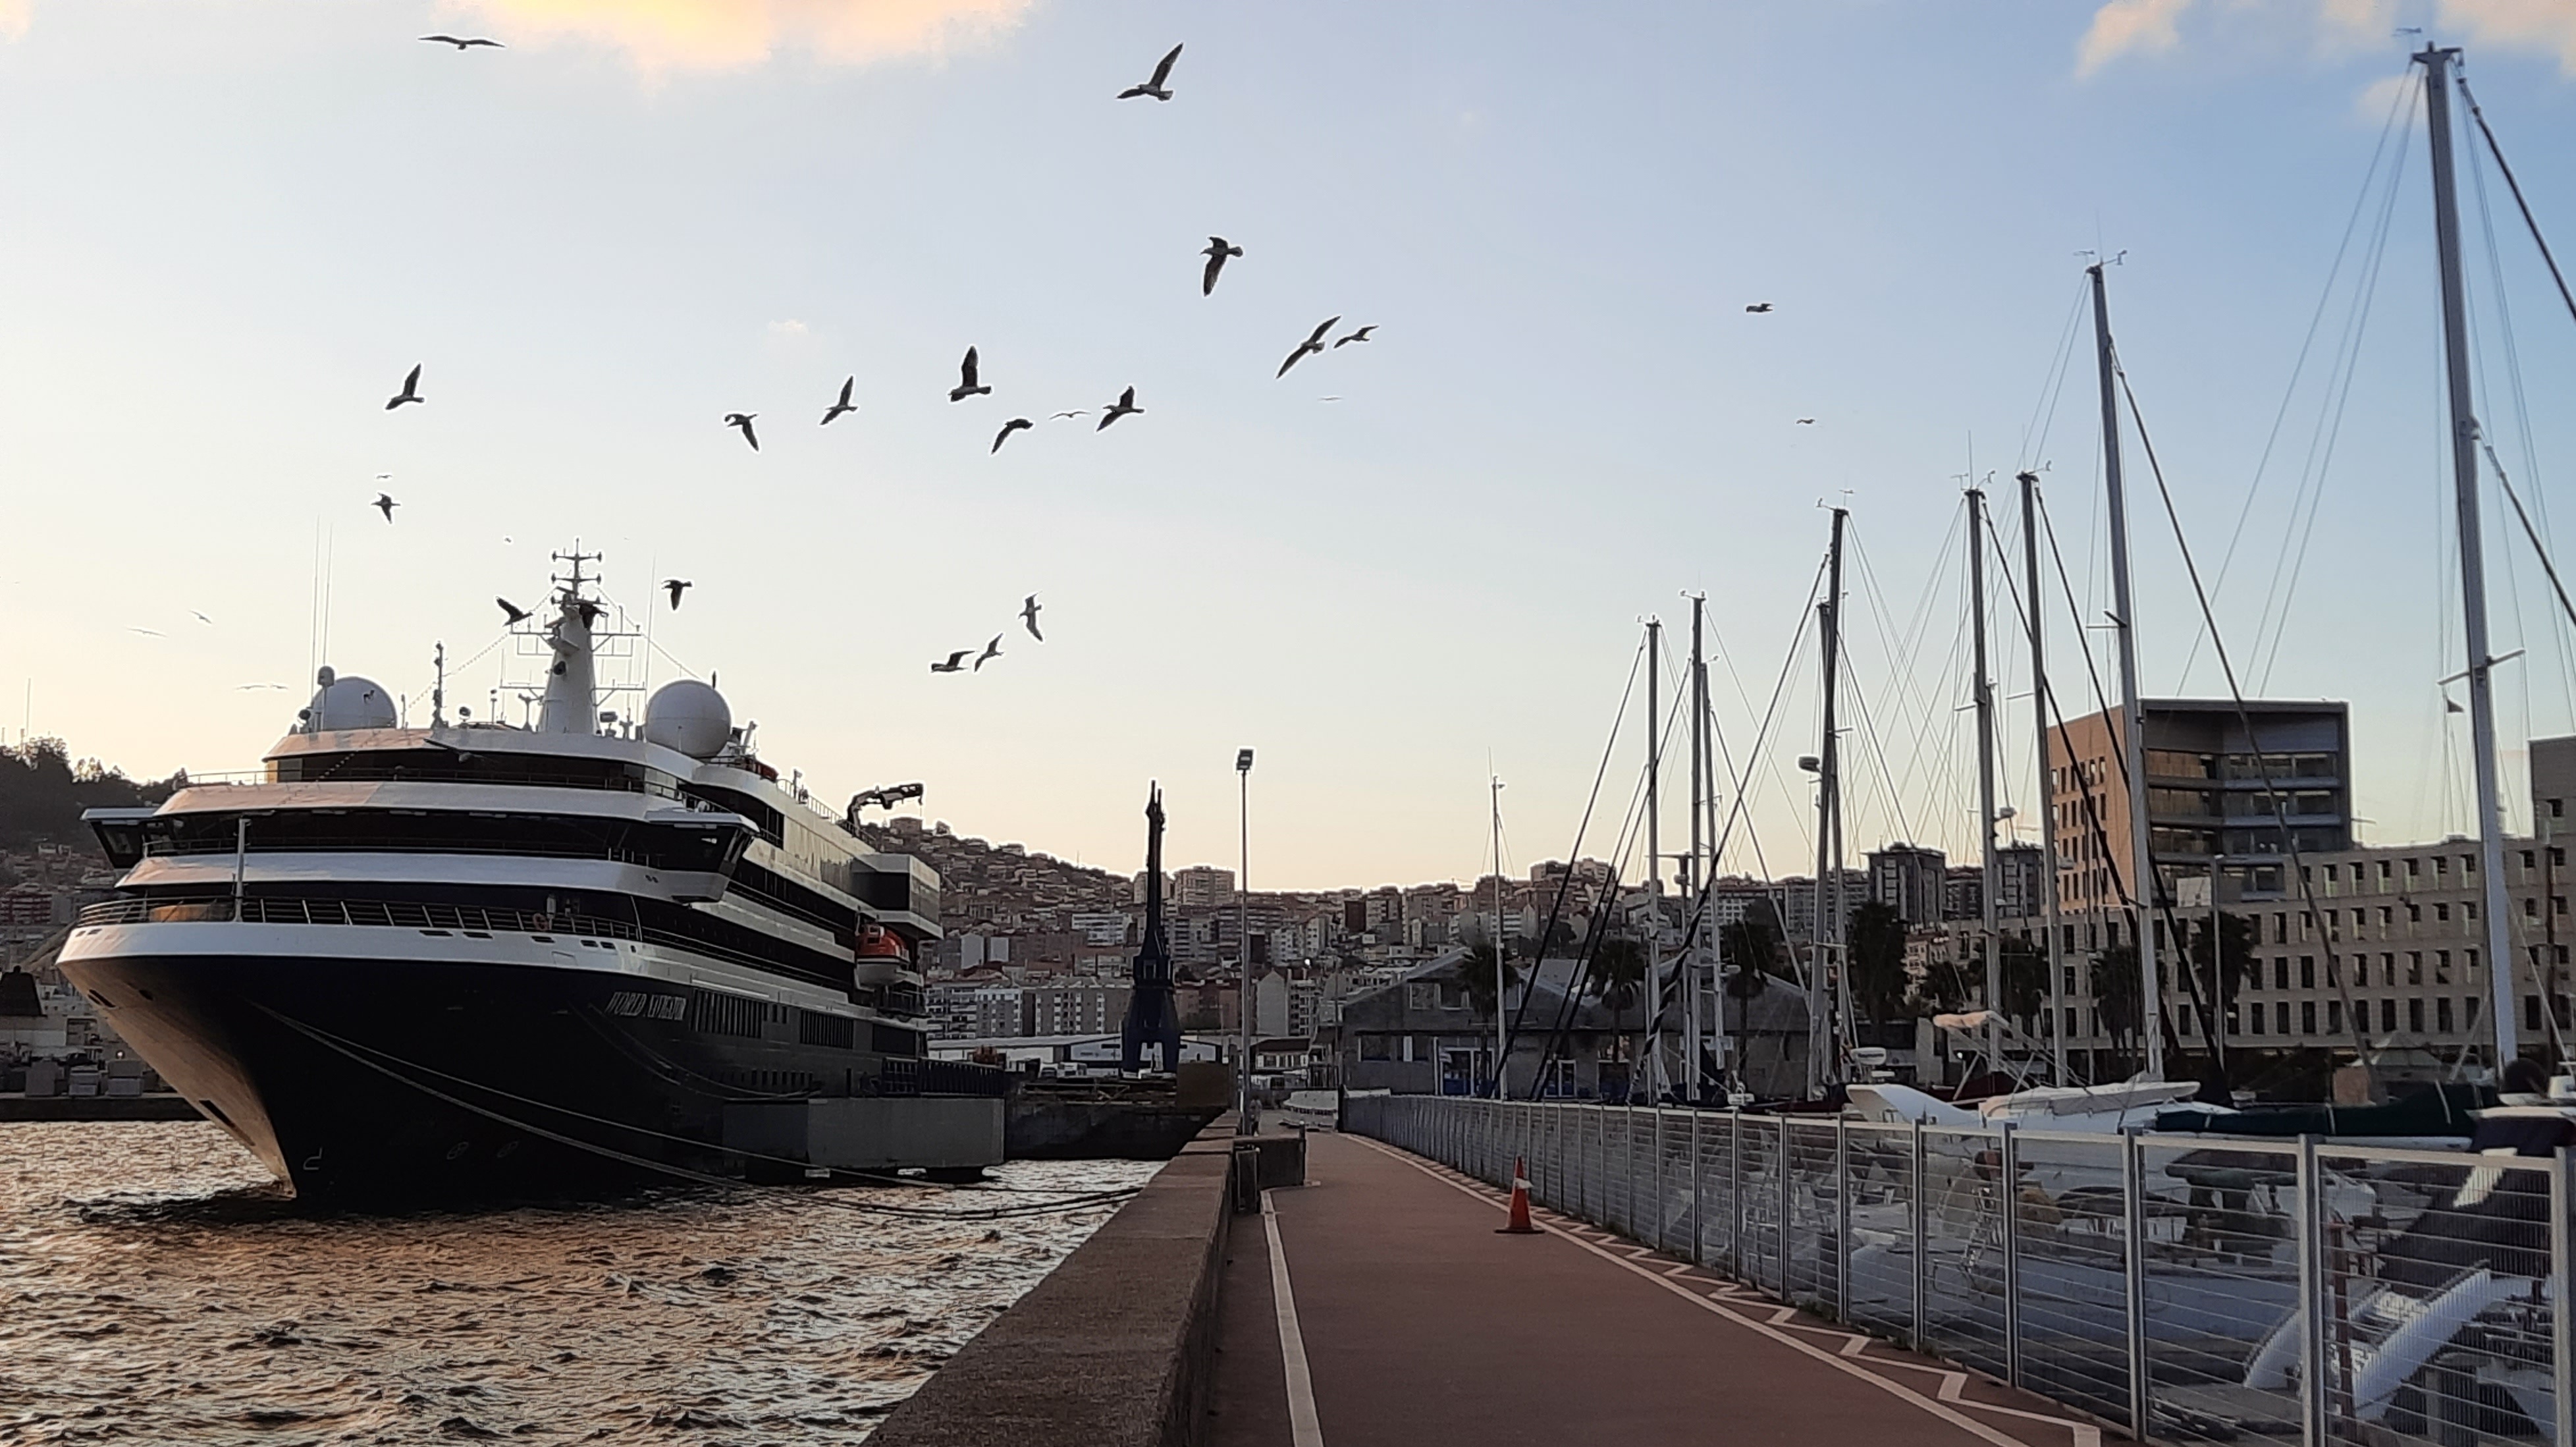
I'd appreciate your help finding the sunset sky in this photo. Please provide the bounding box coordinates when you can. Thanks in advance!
[5,1,2576,888]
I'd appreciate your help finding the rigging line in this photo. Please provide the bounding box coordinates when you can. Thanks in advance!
[252,1004,1140,1218]
[2180,62,2417,686]
[2465,103,2576,730]
[1845,519,1954,843]
[1702,628,1776,882]
[2037,491,2126,795]
[1689,565,1829,986]
[1501,634,1648,1072]
[2250,92,2417,689]
[2457,72,2576,339]
[2116,366,2375,1070]
[1702,589,1819,868]
[2484,439,2576,642]
[2017,276,2093,471]
[1530,711,1667,1090]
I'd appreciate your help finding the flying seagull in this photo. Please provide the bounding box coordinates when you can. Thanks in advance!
[724,412,759,451]
[950,347,990,402]
[1744,302,1774,314]
[930,649,971,674]
[1318,396,1343,402]
[1332,324,1375,348]
[385,364,423,410]
[420,34,504,49]
[1097,387,1141,429]
[992,418,1033,453]
[236,682,288,690]
[373,492,398,522]
[1050,410,1088,420]
[973,634,1003,671]
[1117,43,1182,101]
[1201,236,1243,296]
[496,597,532,626]
[190,610,213,625]
[1795,418,1815,425]
[1021,594,1044,642]
[127,626,164,637]
[820,376,858,425]
[664,579,692,610]
[1277,316,1339,377]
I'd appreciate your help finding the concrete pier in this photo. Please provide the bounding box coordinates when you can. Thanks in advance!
[1210,1131,2120,1446]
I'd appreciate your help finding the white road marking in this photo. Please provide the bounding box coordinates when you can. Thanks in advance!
[1262,1189,1327,1447]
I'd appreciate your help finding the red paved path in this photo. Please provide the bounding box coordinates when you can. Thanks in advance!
[1209,1130,2118,1447]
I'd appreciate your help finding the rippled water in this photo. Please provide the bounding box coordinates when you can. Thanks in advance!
[0,1122,1154,1445]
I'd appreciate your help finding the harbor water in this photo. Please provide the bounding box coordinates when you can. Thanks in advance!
[0,1121,1154,1445]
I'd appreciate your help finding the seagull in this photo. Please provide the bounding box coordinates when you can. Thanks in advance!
[1318,396,1343,403]
[235,682,288,690]
[1050,410,1088,420]
[992,418,1033,453]
[190,611,213,625]
[664,579,693,610]
[1744,302,1774,314]
[127,626,163,637]
[385,364,423,410]
[497,597,532,626]
[1097,387,1141,429]
[1277,317,1339,377]
[420,34,504,49]
[820,376,858,425]
[724,412,759,451]
[1332,325,1375,348]
[1201,236,1242,296]
[1117,43,1182,101]
[373,492,399,522]
[930,649,972,674]
[1021,595,1044,641]
[973,634,1004,671]
[1796,418,1815,425]
[950,347,990,402]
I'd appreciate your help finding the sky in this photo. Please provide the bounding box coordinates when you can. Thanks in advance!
[5,1,2576,892]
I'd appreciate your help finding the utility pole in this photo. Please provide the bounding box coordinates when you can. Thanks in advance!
[2421,45,2521,1071]
[1236,748,1255,1131]
[1686,595,1708,1101]
[1812,508,1848,1097]
[2020,472,2070,1084]
[1969,488,2004,1078]
[1644,618,1665,1099]
[2089,261,2163,1080]
[1491,772,1509,1097]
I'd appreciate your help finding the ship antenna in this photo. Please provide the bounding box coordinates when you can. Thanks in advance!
[431,641,446,729]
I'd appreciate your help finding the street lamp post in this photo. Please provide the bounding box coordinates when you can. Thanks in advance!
[1237,746,1255,1133]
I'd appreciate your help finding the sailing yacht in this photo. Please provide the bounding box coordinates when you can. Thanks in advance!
[57,551,968,1201]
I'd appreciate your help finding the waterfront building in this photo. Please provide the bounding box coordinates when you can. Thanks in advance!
[1867,844,1946,925]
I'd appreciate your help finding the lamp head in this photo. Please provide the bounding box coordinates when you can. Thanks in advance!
[1236,748,1255,774]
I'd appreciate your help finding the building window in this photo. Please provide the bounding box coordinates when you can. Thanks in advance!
[2407,952,2424,985]
[2300,956,2315,989]
[2247,1006,2264,1037]
[2275,1002,2291,1035]
[2523,850,2537,871]
[2301,1001,2317,1035]
[2380,998,2397,1033]
[2435,950,2452,984]
[2409,998,2425,1033]
[2274,958,2290,990]
[2434,902,2450,923]
[2436,997,2455,1034]
[2465,996,2480,1029]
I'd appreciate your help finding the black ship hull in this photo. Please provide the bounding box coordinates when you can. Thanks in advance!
[60,948,940,1204]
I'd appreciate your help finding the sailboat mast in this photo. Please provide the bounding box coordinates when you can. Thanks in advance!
[1813,508,1848,1097]
[1970,489,2003,1077]
[1644,618,1665,1100]
[2022,472,2070,1084]
[1686,596,1709,1100]
[2420,45,2521,1069]
[2090,263,2164,1079]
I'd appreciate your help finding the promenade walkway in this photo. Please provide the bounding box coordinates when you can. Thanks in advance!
[1209,1130,2118,1447]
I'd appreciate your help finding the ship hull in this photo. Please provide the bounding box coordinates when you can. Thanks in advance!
[59,932,930,1204]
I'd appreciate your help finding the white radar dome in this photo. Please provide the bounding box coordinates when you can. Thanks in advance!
[304,672,398,731]
[645,679,732,759]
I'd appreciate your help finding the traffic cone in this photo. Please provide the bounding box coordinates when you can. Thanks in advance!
[1496,1155,1538,1235]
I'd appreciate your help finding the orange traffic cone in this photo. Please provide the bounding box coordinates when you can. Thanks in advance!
[1496,1156,1538,1235]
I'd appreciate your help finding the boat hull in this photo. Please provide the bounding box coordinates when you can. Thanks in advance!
[59,939,926,1204]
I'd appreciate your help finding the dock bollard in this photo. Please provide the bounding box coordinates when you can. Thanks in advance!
[1497,1156,1538,1235]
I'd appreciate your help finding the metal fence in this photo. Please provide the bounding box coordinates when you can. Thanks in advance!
[1344,1095,2573,1447]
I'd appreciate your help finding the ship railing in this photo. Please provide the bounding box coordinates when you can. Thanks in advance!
[77,894,644,941]
[169,766,701,804]
[1343,1095,2574,1447]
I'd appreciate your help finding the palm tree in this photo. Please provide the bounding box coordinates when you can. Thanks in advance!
[1589,931,1648,1099]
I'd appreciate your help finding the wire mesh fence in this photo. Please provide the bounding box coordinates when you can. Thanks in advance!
[1341,1095,2571,1447]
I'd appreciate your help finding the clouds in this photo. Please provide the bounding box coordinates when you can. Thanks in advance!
[2078,0,2193,76]
[2077,0,2576,76]
[441,0,1036,74]
[0,0,26,41]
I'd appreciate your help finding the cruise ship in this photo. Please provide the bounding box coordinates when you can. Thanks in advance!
[57,551,981,1201]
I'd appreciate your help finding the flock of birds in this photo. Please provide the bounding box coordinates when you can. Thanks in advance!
[333,34,1789,693]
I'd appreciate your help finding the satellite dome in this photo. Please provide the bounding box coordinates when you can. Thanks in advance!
[645,679,732,759]
[306,672,397,731]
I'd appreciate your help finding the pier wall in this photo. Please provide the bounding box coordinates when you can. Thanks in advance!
[869,1114,1239,1447]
